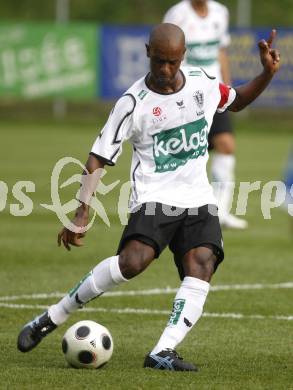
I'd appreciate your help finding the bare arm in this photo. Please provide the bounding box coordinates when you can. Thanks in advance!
[219,48,231,85]
[228,30,280,112]
[58,154,105,250]
[77,154,106,211]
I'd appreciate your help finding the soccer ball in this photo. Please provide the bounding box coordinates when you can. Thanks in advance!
[62,320,113,369]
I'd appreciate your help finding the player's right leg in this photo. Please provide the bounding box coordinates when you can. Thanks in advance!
[17,240,155,352]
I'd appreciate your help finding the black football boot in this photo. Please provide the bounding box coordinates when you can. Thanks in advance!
[144,349,198,371]
[17,311,57,352]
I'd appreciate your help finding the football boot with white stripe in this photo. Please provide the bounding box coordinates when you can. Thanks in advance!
[143,349,198,371]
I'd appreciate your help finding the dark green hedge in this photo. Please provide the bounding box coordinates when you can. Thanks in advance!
[1,0,293,27]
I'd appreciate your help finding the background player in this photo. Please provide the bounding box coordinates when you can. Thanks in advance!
[17,24,280,371]
[282,145,293,233]
[163,0,247,229]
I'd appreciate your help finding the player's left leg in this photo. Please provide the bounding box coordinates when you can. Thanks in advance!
[144,205,223,371]
[144,246,215,371]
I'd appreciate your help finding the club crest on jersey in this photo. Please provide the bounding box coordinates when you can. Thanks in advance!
[152,117,208,173]
[193,90,204,109]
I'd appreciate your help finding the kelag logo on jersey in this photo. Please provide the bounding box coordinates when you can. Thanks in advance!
[152,117,208,173]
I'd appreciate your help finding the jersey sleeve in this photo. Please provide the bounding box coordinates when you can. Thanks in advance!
[90,94,136,165]
[217,83,236,113]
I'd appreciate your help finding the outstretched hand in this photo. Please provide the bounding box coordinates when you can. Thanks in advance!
[57,211,88,251]
[258,29,280,75]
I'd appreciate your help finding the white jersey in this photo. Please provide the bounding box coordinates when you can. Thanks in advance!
[91,67,236,211]
[163,0,230,80]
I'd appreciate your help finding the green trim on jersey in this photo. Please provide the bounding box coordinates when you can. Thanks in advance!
[187,58,217,66]
[186,40,220,66]
[188,70,202,76]
[152,117,208,173]
[138,89,148,100]
[189,39,220,47]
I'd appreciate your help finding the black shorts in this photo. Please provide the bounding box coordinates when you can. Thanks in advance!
[208,111,233,149]
[117,203,224,279]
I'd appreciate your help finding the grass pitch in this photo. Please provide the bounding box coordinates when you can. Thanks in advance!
[0,113,292,389]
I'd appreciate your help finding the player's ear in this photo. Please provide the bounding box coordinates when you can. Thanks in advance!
[145,44,150,58]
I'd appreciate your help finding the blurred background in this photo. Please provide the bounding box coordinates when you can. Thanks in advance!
[1,0,293,118]
[0,3,292,388]
[0,0,292,224]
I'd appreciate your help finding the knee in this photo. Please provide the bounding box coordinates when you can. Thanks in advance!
[118,240,155,279]
[182,247,217,281]
[213,133,235,154]
[195,251,216,274]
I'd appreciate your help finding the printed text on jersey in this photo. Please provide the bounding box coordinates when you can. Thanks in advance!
[152,117,208,173]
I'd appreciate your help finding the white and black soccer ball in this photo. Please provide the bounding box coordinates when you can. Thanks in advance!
[62,320,113,369]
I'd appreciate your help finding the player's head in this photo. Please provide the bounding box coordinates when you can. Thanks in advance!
[146,23,186,88]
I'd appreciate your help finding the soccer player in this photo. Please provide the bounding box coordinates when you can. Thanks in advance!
[163,0,247,229]
[17,23,280,371]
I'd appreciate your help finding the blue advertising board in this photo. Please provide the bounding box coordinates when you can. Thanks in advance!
[100,25,151,99]
[100,26,293,107]
[229,28,293,107]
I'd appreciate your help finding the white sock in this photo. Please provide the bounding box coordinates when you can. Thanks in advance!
[210,153,235,219]
[48,256,127,325]
[151,277,209,355]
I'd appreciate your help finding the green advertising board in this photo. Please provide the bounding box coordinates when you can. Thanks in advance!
[0,23,98,99]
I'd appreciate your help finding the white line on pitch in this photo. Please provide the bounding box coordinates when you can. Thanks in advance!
[0,282,292,302]
[1,302,292,321]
